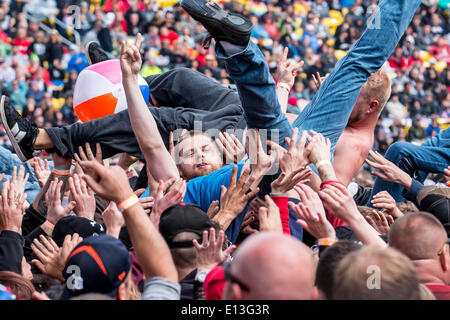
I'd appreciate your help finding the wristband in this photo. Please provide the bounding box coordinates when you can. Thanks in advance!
[52,167,70,176]
[315,160,332,170]
[43,220,55,231]
[320,180,346,191]
[277,82,291,92]
[118,194,139,212]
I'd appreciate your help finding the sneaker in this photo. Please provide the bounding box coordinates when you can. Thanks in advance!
[181,0,253,48]
[85,42,109,65]
[0,95,39,161]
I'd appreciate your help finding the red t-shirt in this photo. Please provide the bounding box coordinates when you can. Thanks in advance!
[12,38,31,55]
[426,284,450,300]
[159,31,179,46]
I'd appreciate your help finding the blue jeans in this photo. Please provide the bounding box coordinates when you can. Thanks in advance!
[0,146,40,203]
[217,0,422,159]
[367,128,450,205]
[293,0,422,156]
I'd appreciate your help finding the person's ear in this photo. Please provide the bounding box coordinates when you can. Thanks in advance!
[314,287,325,300]
[368,100,380,113]
[231,283,243,300]
[440,246,449,272]
[116,282,126,300]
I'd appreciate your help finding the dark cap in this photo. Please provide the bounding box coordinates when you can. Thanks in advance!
[52,215,105,247]
[419,194,450,237]
[61,234,131,300]
[159,203,213,248]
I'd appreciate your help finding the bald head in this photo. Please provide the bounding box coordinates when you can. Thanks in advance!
[223,232,317,300]
[389,212,447,260]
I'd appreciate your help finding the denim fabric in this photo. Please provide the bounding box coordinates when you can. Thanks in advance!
[292,0,423,156]
[0,146,40,203]
[367,128,450,204]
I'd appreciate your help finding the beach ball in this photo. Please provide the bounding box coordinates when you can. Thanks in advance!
[73,59,150,122]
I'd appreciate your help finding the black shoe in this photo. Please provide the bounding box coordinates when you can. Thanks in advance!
[0,95,39,161]
[181,0,253,48]
[86,42,109,65]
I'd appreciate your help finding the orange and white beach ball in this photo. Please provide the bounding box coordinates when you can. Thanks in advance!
[73,59,150,122]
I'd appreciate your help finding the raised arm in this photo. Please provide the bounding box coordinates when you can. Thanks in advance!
[80,161,178,283]
[120,34,180,182]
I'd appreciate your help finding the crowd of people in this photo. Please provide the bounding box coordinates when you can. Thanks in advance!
[0,0,449,302]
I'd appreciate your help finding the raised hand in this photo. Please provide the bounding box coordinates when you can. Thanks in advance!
[31,234,83,281]
[206,200,219,220]
[0,180,27,233]
[365,150,412,189]
[371,191,403,218]
[312,72,326,91]
[365,210,394,236]
[68,173,96,220]
[289,184,335,239]
[319,183,387,246]
[246,128,277,177]
[29,157,50,188]
[276,47,304,88]
[79,161,135,204]
[74,142,103,164]
[193,228,236,273]
[444,166,450,178]
[10,165,29,202]
[216,166,259,230]
[306,130,332,166]
[271,166,312,194]
[240,209,258,235]
[120,33,143,79]
[268,128,311,174]
[102,201,125,238]
[258,195,283,233]
[151,178,186,228]
[215,132,246,165]
[45,179,76,225]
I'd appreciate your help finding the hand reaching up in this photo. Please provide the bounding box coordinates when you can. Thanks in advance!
[0,180,27,233]
[29,157,50,188]
[365,150,412,189]
[193,228,236,274]
[68,173,96,221]
[258,195,283,233]
[276,47,304,88]
[120,33,143,79]
[289,184,335,239]
[45,179,76,225]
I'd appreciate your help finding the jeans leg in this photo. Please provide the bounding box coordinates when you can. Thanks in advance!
[145,67,242,112]
[0,146,40,203]
[367,141,450,204]
[292,0,422,155]
[215,41,292,146]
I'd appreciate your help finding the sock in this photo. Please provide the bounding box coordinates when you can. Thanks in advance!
[219,41,246,55]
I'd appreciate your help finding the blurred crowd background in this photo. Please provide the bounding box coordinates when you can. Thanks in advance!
[0,0,449,155]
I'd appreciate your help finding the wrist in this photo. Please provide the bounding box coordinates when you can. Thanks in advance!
[2,226,21,233]
[114,190,135,205]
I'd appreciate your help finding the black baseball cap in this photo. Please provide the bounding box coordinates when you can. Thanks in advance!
[61,234,131,300]
[159,203,213,248]
[419,194,450,237]
[52,215,105,247]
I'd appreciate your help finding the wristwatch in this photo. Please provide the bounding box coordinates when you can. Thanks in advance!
[195,270,208,283]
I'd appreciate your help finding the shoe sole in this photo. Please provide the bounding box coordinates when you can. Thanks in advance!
[181,0,252,42]
[0,95,28,162]
[85,41,95,65]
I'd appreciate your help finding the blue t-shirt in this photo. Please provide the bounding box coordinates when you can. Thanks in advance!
[184,163,246,243]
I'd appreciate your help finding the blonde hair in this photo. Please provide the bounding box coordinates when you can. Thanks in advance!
[332,246,421,300]
[362,70,391,110]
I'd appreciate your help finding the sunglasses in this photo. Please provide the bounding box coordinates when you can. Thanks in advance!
[223,261,250,292]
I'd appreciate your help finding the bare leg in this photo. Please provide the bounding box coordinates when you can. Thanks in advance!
[34,129,55,150]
